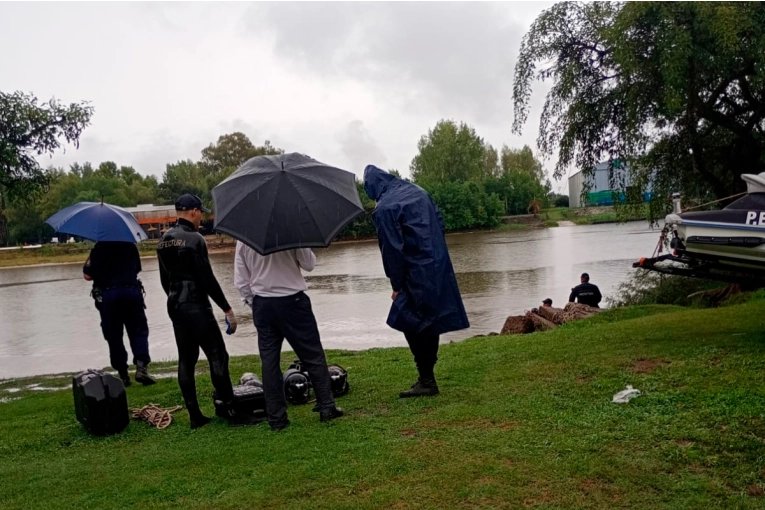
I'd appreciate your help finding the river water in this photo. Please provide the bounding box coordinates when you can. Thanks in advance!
[0,223,659,378]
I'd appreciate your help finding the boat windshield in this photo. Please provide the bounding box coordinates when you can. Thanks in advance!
[725,193,765,210]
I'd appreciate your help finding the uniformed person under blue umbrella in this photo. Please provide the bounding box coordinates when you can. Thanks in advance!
[83,242,156,387]
[363,165,470,398]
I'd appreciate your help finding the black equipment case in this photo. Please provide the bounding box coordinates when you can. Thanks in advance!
[72,369,129,436]
[213,384,267,425]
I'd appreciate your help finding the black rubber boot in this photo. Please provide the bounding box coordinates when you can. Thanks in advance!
[134,361,156,386]
[188,406,212,430]
[270,419,290,432]
[118,369,132,388]
[399,379,439,398]
[319,407,344,423]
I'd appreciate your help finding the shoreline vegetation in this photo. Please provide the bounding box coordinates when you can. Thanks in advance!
[0,206,646,269]
[2,297,765,508]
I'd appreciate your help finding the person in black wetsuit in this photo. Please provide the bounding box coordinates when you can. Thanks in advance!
[83,241,156,387]
[568,273,602,308]
[156,194,239,429]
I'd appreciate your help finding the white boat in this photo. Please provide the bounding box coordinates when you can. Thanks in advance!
[635,172,765,282]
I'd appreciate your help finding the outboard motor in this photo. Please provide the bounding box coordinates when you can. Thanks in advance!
[284,361,311,405]
[328,364,349,397]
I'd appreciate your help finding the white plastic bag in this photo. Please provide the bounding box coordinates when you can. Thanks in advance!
[612,385,641,403]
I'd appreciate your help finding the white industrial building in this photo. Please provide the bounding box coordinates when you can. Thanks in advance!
[568,161,651,208]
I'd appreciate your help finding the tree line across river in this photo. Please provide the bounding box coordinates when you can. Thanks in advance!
[1,113,562,246]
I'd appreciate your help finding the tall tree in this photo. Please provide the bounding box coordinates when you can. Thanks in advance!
[0,91,93,197]
[410,120,487,186]
[483,144,501,178]
[0,91,93,244]
[500,145,545,182]
[513,2,765,219]
[200,132,283,178]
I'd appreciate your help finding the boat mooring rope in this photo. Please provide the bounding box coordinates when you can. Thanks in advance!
[132,403,183,429]
[682,192,746,212]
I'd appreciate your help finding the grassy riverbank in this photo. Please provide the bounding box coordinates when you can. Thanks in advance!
[502,206,649,229]
[2,299,765,509]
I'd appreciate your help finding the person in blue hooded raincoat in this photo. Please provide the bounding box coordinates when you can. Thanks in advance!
[363,165,470,398]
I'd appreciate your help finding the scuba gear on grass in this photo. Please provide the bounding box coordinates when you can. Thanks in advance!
[73,369,130,436]
[284,361,350,405]
[240,372,263,387]
[213,373,268,427]
[328,364,349,397]
[284,361,312,405]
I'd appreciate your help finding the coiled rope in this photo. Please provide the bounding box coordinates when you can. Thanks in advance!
[131,403,183,429]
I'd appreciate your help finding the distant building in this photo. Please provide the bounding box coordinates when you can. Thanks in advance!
[123,204,179,239]
[568,161,652,208]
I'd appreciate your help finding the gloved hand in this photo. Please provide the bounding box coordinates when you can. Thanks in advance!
[224,309,238,335]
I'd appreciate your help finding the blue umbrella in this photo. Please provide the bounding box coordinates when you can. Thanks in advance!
[45,202,147,243]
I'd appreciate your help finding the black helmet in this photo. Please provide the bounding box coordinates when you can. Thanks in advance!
[284,367,311,405]
[327,364,349,397]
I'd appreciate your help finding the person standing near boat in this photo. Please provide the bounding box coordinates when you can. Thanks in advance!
[569,273,602,308]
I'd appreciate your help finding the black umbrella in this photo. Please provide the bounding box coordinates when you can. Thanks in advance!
[211,153,364,255]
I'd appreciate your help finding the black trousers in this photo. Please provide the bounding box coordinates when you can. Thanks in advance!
[97,287,150,372]
[403,328,440,381]
[169,304,234,417]
[252,292,336,427]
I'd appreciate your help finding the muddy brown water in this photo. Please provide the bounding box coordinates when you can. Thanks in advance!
[0,223,659,378]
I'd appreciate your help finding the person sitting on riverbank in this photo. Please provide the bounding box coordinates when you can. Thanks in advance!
[569,273,602,308]
[363,165,470,399]
[542,298,553,308]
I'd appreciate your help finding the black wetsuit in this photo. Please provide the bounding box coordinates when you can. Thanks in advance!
[157,218,234,418]
[569,282,602,308]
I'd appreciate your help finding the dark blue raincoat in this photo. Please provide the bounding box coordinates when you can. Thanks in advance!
[363,165,470,335]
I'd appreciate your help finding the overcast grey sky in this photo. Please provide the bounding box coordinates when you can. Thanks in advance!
[0,2,564,191]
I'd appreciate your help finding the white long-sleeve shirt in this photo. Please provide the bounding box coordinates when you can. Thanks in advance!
[234,241,316,303]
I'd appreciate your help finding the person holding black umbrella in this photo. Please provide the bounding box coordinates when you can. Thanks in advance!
[363,165,470,398]
[156,194,239,429]
[212,153,362,430]
[234,241,343,430]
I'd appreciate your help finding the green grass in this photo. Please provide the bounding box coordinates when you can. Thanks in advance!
[540,206,648,225]
[3,300,765,509]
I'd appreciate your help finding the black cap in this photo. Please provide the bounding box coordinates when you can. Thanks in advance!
[543,298,553,305]
[581,272,590,280]
[175,194,210,214]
